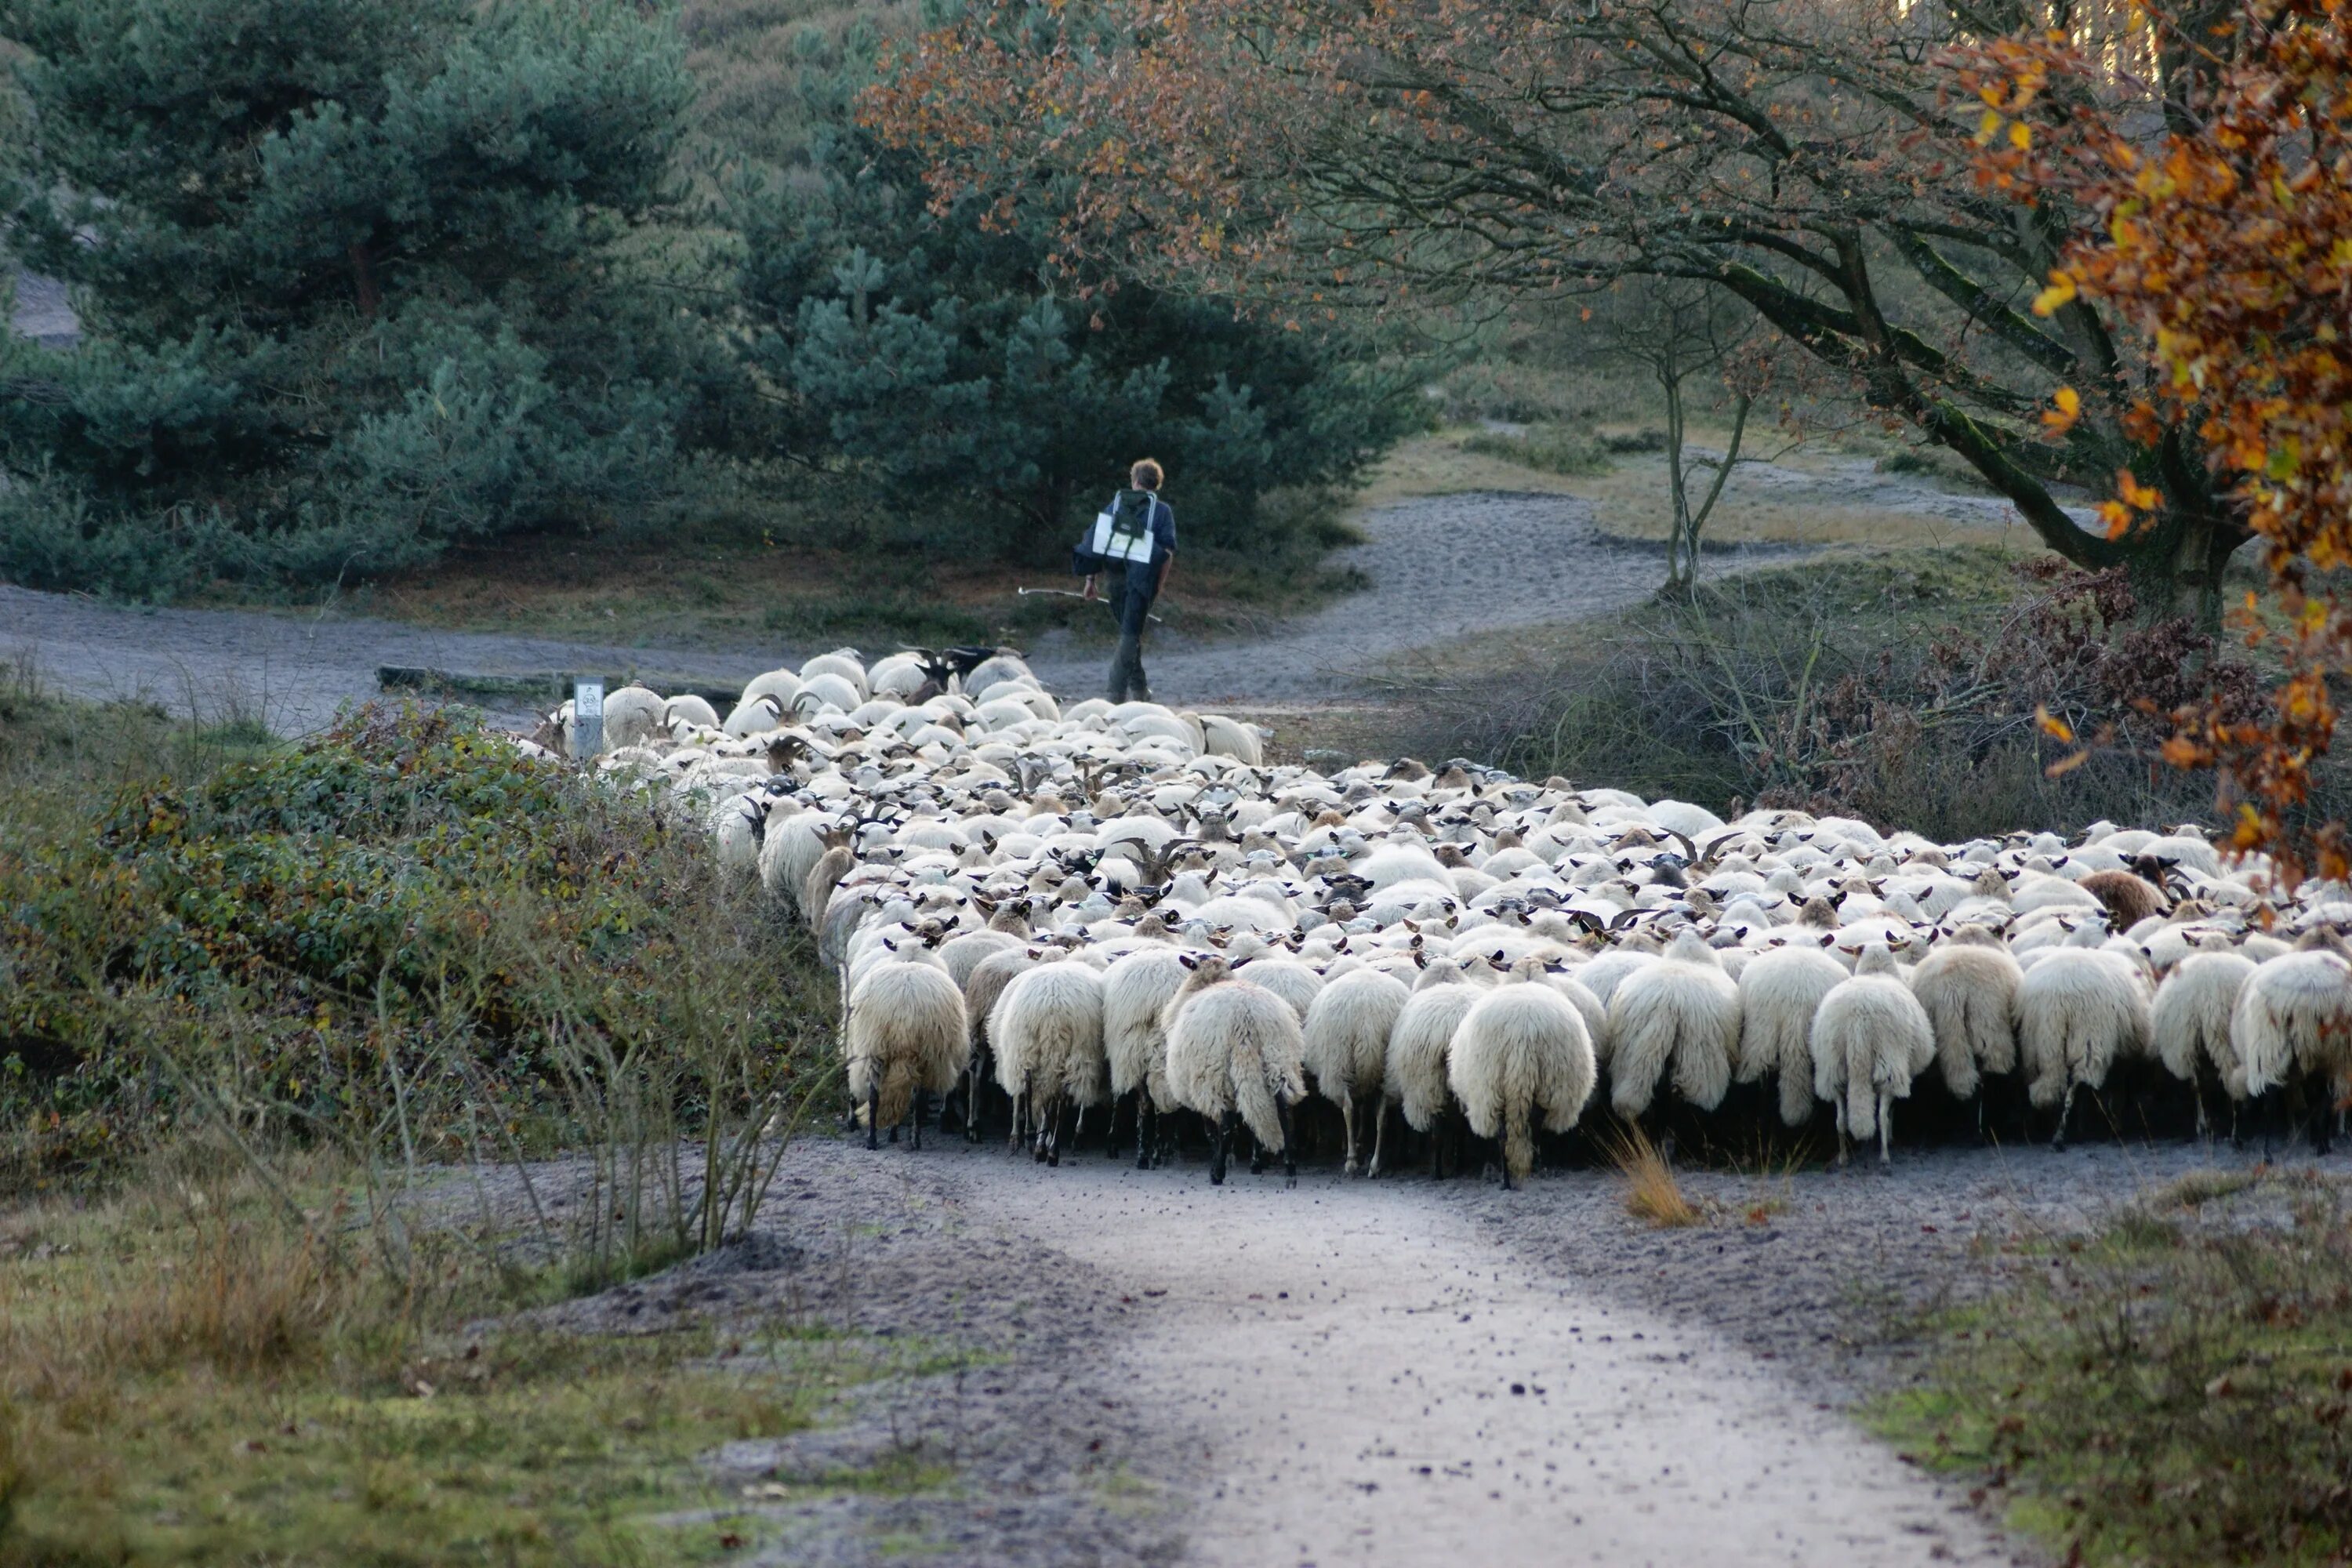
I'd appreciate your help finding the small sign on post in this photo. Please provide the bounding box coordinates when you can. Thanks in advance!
[572,678,604,760]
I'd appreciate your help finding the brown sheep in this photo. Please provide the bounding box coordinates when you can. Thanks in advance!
[2078,869,2167,928]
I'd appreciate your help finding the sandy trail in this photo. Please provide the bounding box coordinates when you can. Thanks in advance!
[1020,491,1811,706]
[1,492,1809,732]
[939,1152,2010,1568]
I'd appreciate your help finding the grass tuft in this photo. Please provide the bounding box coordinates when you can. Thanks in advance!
[1599,1123,1708,1229]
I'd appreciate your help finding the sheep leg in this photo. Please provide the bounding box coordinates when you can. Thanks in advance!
[1279,1098,1297,1189]
[911,1089,925,1152]
[1832,1099,1849,1170]
[1210,1110,1236,1186]
[964,1050,985,1144]
[1249,1124,1269,1176]
[1876,1091,1892,1171]
[866,1082,880,1152]
[2311,1074,2334,1157]
[1137,1090,1156,1172]
[2053,1080,2075,1153]
[1340,1095,1360,1177]
[1367,1097,1390,1179]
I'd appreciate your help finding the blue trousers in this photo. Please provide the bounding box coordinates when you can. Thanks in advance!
[1105,561,1158,700]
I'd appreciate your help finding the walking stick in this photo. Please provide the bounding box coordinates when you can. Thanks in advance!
[1016,586,1164,625]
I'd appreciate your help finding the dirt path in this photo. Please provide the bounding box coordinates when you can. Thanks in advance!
[0,581,778,737]
[956,1152,2012,1568]
[4,492,1810,731]
[1018,491,1811,706]
[566,1131,2289,1566]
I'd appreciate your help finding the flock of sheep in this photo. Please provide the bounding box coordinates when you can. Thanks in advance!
[515,647,2352,1185]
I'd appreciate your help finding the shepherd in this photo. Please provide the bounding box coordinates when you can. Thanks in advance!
[1076,458,1177,702]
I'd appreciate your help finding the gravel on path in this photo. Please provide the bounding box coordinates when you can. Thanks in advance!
[0,582,775,738]
[522,1131,2299,1566]
[5,490,1813,731]
[1020,491,1811,706]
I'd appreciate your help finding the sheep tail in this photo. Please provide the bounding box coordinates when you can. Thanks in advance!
[1845,1035,1879,1142]
[1234,1040,1288,1154]
[1502,1096,1534,1185]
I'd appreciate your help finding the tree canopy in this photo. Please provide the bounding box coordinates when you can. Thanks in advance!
[0,0,738,594]
[1969,0,2352,878]
[733,16,1424,561]
[869,0,2251,613]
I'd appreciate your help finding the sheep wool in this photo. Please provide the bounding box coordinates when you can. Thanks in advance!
[1301,966,1412,1174]
[1810,943,1936,1165]
[1906,927,2024,1099]
[1734,945,1849,1128]
[2016,947,2152,1142]
[1387,965,1480,1134]
[1102,947,1196,1103]
[2153,946,2259,1097]
[2232,938,2352,1099]
[1163,958,1307,1184]
[989,960,1109,1163]
[1606,929,1740,1119]
[844,959,971,1149]
[1447,960,1596,1186]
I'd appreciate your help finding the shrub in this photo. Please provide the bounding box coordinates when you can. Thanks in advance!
[0,700,829,1188]
[1371,549,2305,840]
[1461,426,1612,477]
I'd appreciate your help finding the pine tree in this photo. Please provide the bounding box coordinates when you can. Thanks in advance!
[732,20,1421,561]
[0,0,733,594]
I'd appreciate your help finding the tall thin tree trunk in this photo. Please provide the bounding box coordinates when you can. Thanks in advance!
[1661,369,1690,597]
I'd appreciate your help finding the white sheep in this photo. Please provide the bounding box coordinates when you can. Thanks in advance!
[1907,926,2024,1102]
[1386,963,1481,1171]
[958,946,1038,1142]
[663,693,721,734]
[990,960,1109,1165]
[2234,931,2352,1152]
[1810,943,1936,1167]
[2151,941,2259,1138]
[1446,959,1596,1188]
[723,691,788,739]
[1733,945,1848,1128]
[1301,966,1411,1175]
[2016,946,2152,1149]
[1163,956,1306,1185]
[845,958,971,1149]
[1102,946,1196,1167]
[1606,928,1741,1120]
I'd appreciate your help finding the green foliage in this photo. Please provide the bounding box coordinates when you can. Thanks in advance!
[1873,1174,2352,1566]
[1461,425,1611,477]
[0,699,827,1183]
[0,0,746,594]
[730,17,1425,561]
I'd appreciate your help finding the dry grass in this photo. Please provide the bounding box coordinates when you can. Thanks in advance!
[0,1153,944,1566]
[1362,426,2055,552]
[1598,1123,1710,1229]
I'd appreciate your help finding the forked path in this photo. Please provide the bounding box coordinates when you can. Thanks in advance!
[943,1154,2013,1568]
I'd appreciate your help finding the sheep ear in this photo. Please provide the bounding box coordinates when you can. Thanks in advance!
[1491,949,1507,965]
[1818,933,1835,947]
[1178,953,1200,971]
